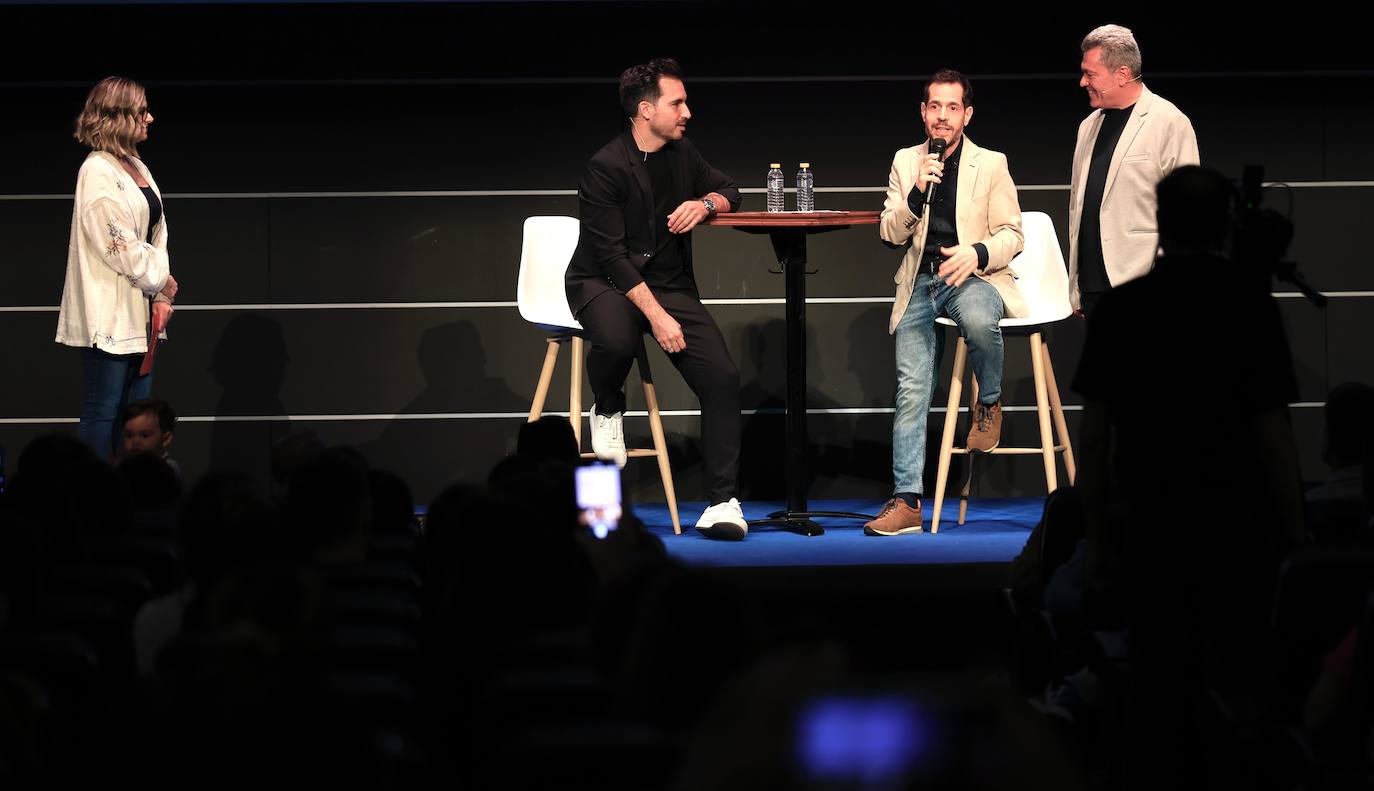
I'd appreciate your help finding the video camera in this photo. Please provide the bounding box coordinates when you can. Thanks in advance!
[1232,165,1326,307]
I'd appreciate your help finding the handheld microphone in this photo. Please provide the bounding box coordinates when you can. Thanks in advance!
[924,137,948,207]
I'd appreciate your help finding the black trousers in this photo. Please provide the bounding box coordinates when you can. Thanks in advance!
[577,288,741,505]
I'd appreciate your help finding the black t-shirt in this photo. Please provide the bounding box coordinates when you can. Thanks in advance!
[140,185,162,244]
[642,148,694,292]
[920,143,963,267]
[1076,105,1134,295]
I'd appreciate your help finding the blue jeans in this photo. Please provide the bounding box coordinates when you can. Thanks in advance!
[80,347,153,459]
[893,271,1004,494]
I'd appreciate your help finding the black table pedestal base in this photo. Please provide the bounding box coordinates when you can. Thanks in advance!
[746,508,879,537]
[746,514,825,537]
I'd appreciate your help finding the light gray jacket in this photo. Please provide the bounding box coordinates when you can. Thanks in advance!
[1067,85,1200,308]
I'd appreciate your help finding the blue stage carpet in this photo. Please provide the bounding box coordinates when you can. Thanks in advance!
[633,497,1043,568]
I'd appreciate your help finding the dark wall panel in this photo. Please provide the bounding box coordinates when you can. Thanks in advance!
[9,185,1362,309]
[1326,300,1374,389]
[1280,300,1334,405]
[1284,189,1374,291]
[1325,97,1374,180]
[7,73,1372,194]
[268,195,578,302]
[168,199,274,305]
[8,313,84,418]
[3,201,75,306]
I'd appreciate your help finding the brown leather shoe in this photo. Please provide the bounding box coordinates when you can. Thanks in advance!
[863,497,923,536]
[967,400,1002,452]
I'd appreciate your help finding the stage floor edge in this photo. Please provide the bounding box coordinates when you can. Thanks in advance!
[633,496,1042,568]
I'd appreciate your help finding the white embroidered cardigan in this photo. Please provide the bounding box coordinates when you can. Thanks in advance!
[55,150,171,355]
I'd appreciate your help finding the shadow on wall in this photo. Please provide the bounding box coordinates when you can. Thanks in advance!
[361,320,526,499]
[209,313,290,483]
[844,305,904,493]
[737,317,865,501]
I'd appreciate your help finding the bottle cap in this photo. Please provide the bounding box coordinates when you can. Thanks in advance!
[800,162,810,168]
[770,163,781,169]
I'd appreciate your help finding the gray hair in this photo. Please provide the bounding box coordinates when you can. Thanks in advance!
[1082,24,1142,78]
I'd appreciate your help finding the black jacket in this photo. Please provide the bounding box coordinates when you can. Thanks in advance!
[565,130,740,315]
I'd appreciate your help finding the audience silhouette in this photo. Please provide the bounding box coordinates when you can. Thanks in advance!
[3,291,1371,790]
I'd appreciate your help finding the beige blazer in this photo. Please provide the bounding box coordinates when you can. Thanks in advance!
[880,136,1025,334]
[1067,85,1199,308]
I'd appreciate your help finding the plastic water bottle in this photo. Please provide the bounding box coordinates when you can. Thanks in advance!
[796,163,814,212]
[767,163,785,212]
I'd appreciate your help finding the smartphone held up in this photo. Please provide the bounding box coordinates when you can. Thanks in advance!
[575,462,622,539]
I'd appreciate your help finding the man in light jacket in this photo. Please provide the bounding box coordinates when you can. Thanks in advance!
[1068,23,1200,314]
[868,69,1024,536]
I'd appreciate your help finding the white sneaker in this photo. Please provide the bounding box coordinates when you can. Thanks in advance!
[695,497,748,541]
[589,403,627,469]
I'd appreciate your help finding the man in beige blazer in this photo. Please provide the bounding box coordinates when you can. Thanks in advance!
[867,69,1025,536]
[1068,23,1200,313]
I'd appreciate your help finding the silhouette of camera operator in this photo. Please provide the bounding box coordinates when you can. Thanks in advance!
[1072,165,1309,788]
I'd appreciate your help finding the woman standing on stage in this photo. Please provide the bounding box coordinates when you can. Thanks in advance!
[57,76,178,458]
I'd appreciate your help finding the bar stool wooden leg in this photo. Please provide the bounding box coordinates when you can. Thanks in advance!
[932,337,968,534]
[1029,332,1058,492]
[1041,340,1077,486]
[635,345,680,534]
[551,336,681,534]
[570,336,585,448]
[529,338,561,421]
[640,379,680,535]
[960,372,981,525]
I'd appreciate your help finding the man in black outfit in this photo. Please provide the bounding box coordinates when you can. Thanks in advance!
[565,57,748,540]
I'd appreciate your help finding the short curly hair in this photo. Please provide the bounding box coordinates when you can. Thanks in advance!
[73,76,148,158]
[618,57,684,118]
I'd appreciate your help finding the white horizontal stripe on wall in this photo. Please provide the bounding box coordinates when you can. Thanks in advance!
[3,292,1373,313]
[4,181,1372,201]
[0,189,582,201]
[0,402,1331,426]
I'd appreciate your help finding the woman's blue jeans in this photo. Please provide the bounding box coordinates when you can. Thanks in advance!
[79,347,152,458]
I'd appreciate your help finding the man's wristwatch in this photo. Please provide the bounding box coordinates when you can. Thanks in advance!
[701,196,717,215]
